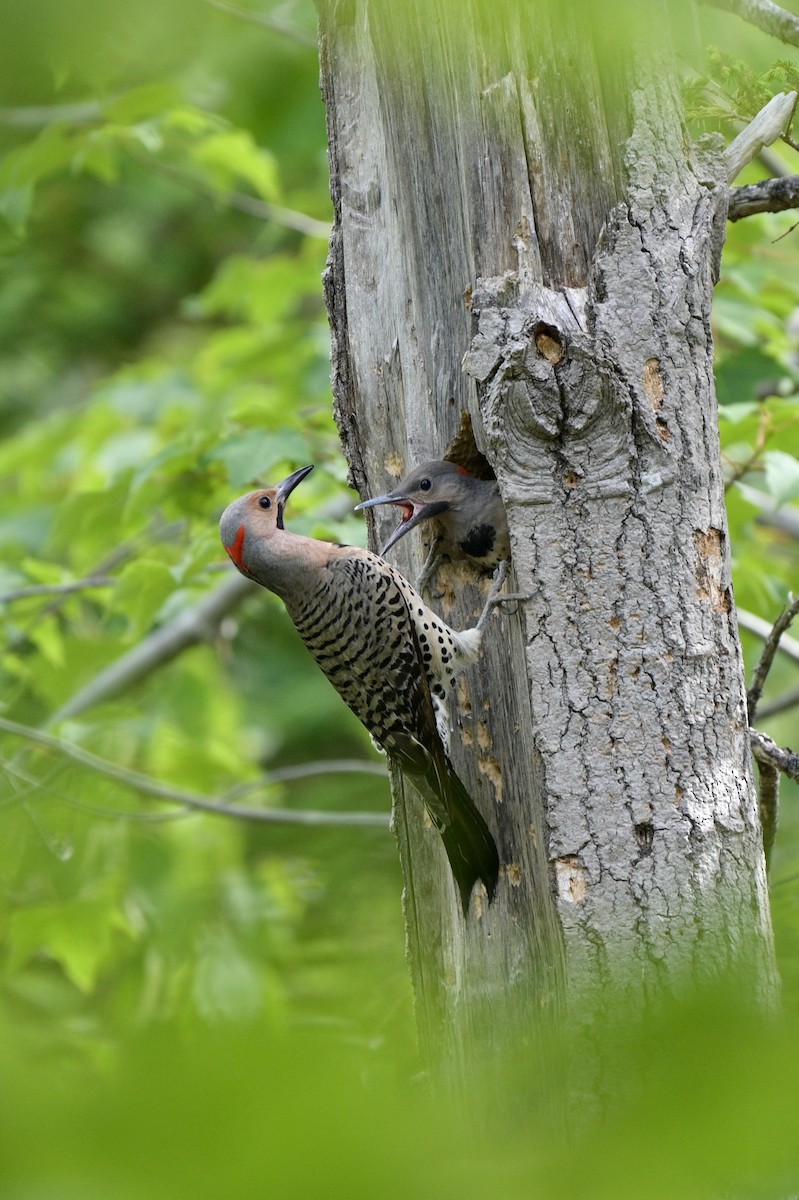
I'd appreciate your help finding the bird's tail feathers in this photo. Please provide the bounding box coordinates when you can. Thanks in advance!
[390,735,500,916]
[437,761,500,915]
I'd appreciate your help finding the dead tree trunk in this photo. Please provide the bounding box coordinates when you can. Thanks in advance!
[318,0,778,1074]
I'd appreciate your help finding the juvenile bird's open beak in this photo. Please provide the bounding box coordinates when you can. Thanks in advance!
[355,492,448,555]
[275,464,314,528]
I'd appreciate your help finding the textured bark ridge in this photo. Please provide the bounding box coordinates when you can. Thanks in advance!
[464,118,773,1000]
[319,0,778,1067]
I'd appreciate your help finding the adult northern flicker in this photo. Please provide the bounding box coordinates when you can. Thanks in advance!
[355,460,510,589]
[219,465,500,914]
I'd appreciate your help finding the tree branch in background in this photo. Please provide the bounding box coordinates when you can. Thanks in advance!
[758,683,799,720]
[5,545,134,655]
[723,91,798,182]
[701,0,799,48]
[0,576,114,603]
[224,758,388,800]
[758,146,793,176]
[729,174,799,220]
[2,756,192,824]
[47,572,254,725]
[723,407,770,488]
[738,607,799,664]
[757,506,799,539]
[750,727,799,784]
[0,101,104,127]
[0,716,389,828]
[202,0,317,46]
[125,146,331,239]
[745,594,799,721]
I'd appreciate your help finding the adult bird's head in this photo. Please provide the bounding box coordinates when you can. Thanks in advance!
[355,460,472,555]
[219,464,314,588]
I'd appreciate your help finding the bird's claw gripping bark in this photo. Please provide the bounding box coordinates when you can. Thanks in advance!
[415,538,443,598]
[476,560,529,630]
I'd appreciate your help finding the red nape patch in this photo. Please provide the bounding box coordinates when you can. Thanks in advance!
[456,465,473,477]
[226,524,250,571]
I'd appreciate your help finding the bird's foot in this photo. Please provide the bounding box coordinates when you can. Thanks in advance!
[415,540,442,598]
[476,561,529,630]
[476,560,509,630]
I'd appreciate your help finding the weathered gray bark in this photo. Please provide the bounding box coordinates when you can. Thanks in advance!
[318,0,779,1074]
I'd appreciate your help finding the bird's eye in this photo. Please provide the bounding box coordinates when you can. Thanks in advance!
[258,496,272,509]
[419,478,432,491]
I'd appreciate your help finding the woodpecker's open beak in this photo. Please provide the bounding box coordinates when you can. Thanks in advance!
[275,464,314,529]
[355,492,448,555]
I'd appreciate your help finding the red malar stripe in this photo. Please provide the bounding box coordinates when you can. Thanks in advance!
[226,524,249,571]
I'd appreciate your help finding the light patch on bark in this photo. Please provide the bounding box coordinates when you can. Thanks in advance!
[505,862,522,886]
[478,755,504,803]
[643,357,664,410]
[694,528,732,614]
[555,856,589,904]
[384,452,405,478]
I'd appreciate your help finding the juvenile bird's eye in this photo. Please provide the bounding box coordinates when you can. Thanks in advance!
[419,478,432,491]
[258,496,272,509]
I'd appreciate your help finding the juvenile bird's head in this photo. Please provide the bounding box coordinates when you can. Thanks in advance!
[355,460,474,555]
[219,464,314,589]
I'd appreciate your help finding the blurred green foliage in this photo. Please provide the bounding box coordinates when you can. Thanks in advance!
[1,0,799,1194]
[0,0,407,1103]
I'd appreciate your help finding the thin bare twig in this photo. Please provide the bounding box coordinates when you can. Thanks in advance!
[723,406,770,491]
[5,551,130,654]
[224,758,387,800]
[758,682,799,720]
[758,146,793,177]
[729,175,799,220]
[0,577,113,603]
[746,594,799,721]
[46,572,254,725]
[738,606,799,663]
[0,756,186,823]
[700,0,799,48]
[202,0,318,46]
[0,716,390,828]
[0,101,104,127]
[750,726,799,784]
[124,145,331,239]
[757,507,799,539]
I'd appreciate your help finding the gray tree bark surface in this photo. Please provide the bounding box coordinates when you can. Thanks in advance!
[318,0,778,1073]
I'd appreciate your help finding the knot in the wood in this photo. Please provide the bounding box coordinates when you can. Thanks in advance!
[534,323,565,364]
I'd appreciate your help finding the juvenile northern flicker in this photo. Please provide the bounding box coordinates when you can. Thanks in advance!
[355,461,510,588]
[219,465,500,914]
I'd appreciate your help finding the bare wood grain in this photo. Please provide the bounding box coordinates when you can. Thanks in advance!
[319,0,778,1076]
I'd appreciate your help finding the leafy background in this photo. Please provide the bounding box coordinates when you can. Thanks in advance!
[1,1,799,1195]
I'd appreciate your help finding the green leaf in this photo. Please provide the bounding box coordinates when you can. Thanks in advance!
[29,618,66,669]
[0,125,76,191]
[104,83,183,124]
[208,430,311,488]
[7,899,132,994]
[717,402,758,424]
[0,185,33,235]
[715,348,781,406]
[191,131,281,201]
[47,478,134,568]
[763,450,799,507]
[112,559,177,637]
[195,252,324,324]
